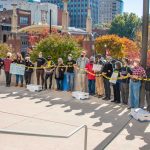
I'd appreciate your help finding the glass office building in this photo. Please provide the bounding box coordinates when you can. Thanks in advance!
[41,0,99,29]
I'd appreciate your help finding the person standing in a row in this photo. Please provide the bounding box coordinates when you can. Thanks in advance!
[145,67,150,111]
[36,52,46,89]
[44,56,55,90]
[3,52,12,87]
[55,58,65,91]
[66,54,76,92]
[0,57,3,75]
[102,56,113,100]
[85,56,95,96]
[24,54,34,85]
[76,51,89,92]
[129,59,146,108]
[14,53,24,87]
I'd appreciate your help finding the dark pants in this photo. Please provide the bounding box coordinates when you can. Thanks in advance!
[146,91,150,111]
[36,69,44,88]
[120,82,129,104]
[5,71,11,86]
[25,71,32,85]
[56,79,63,90]
[113,82,121,103]
[88,80,95,95]
[45,73,53,89]
[104,78,111,99]
[16,75,23,85]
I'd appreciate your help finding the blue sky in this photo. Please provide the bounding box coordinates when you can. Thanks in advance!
[124,0,143,17]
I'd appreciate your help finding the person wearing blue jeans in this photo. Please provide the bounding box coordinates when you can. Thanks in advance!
[128,59,146,109]
[16,75,23,87]
[66,54,76,91]
[88,80,95,95]
[56,79,63,90]
[129,80,141,108]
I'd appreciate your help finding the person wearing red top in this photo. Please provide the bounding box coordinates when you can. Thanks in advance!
[3,52,12,87]
[85,56,95,95]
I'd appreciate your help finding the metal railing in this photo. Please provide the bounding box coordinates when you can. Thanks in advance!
[0,125,88,150]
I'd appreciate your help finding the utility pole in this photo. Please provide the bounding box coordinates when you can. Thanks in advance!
[140,0,149,108]
[141,0,149,69]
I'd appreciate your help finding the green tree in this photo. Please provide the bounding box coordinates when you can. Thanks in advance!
[0,43,11,58]
[109,13,141,39]
[31,33,82,63]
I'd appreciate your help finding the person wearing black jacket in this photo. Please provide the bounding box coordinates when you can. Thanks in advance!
[111,61,122,103]
[24,55,34,85]
[102,56,113,100]
[145,67,150,112]
[36,52,46,89]
[55,58,65,91]
[0,58,4,74]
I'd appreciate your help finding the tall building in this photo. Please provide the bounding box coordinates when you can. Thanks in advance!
[99,0,124,24]
[41,0,99,29]
[0,0,58,25]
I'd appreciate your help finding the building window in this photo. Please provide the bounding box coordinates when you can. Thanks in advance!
[20,17,28,25]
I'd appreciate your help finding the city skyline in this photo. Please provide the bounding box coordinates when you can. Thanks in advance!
[35,0,148,17]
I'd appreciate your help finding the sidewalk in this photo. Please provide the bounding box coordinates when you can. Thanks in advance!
[0,86,149,150]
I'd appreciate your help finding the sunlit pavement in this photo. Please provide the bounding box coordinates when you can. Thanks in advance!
[0,86,149,150]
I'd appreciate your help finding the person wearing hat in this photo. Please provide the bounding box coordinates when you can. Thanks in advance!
[102,56,113,100]
[3,52,12,87]
[76,51,89,92]
[85,56,95,95]
[128,59,146,108]
[24,54,34,85]
[44,56,55,90]
[66,54,76,91]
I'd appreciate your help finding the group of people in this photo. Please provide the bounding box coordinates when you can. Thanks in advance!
[0,50,150,111]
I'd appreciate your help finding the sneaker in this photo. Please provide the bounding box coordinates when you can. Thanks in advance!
[102,97,108,100]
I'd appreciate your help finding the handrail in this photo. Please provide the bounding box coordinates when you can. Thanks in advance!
[0,125,88,150]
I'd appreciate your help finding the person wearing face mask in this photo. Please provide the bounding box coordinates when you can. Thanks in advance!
[36,52,46,89]
[3,52,12,87]
[102,56,113,100]
[76,51,89,92]
[120,58,132,105]
[55,58,65,91]
[85,56,95,95]
[13,53,25,87]
[44,56,55,90]
[128,59,146,109]
[94,55,104,98]
[66,54,76,91]
[24,54,34,85]
[111,61,122,103]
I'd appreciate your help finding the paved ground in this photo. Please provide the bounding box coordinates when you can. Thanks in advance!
[0,86,149,150]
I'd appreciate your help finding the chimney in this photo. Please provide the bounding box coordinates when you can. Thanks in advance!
[62,0,69,32]
[86,1,92,34]
[11,4,18,33]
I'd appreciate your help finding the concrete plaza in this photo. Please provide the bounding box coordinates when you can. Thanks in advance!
[0,86,149,150]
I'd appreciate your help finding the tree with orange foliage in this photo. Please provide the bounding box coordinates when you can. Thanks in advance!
[95,35,140,60]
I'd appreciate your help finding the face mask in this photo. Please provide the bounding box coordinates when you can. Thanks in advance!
[81,55,84,58]
[47,59,51,61]
[90,61,93,64]
[68,56,72,60]
[7,56,10,58]
[39,55,42,58]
